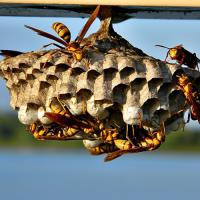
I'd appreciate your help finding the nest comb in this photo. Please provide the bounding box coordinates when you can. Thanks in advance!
[0,7,200,135]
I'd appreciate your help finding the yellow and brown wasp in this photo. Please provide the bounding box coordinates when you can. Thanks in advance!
[176,73,200,124]
[45,100,119,141]
[44,98,95,137]
[29,97,119,143]
[84,124,165,162]
[28,99,93,140]
[25,5,100,62]
[28,98,166,161]
[41,99,166,162]
[28,123,73,140]
[29,122,96,141]
[103,125,165,162]
[156,44,200,70]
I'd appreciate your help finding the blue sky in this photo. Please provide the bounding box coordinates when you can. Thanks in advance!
[0,16,200,130]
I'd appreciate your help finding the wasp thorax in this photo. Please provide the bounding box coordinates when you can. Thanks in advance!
[68,42,80,50]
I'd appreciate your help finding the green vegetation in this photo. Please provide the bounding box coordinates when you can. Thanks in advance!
[0,113,82,149]
[0,113,200,152]
[160,130,200,152]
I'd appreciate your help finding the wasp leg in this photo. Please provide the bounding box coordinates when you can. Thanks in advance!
[41,42,64,50]
[186,111,191,124]
[40,51,58,68]
[164,50,170,63]
[193,53,200,71]
[125,124,136,147]
[56,97,67,111]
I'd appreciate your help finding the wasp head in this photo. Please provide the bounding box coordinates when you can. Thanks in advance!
[169,48,179,59]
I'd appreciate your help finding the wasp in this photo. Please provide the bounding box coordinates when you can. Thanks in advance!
[25,5,100,62]
[176,73,200,123]
[29,122,94,141]
[83,124,165,162]
[44,98,95,136]
[155,44,200,70]
[104,126,165,162]
[28,97,120,147]
[28,98,93,140]
[43,97,120,142]
[28,123,74,140]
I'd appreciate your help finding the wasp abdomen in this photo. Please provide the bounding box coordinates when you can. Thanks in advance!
[52,22,71,43]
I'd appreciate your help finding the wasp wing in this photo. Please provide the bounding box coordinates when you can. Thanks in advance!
[75,5,100,43]
[45,112,92,129]
[0,50,23,58]
[104,147,143,162]
[25,25,68,47]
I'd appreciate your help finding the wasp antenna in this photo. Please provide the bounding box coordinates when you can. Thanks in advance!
[155,45,170,49]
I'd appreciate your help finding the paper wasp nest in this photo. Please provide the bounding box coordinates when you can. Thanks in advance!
[0,6,200,135]
[0,39,200,134]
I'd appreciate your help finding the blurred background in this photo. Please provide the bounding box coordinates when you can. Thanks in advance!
[0,13,200,200]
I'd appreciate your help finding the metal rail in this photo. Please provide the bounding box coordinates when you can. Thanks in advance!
[0,0,200,20]
[0,0,200,7]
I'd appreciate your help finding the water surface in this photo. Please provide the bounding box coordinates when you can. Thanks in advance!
[0,149,199,200]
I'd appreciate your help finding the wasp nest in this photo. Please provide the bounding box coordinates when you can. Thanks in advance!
[1,43,200,132]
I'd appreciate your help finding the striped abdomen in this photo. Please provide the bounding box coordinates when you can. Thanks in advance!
[52,22,71,43]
